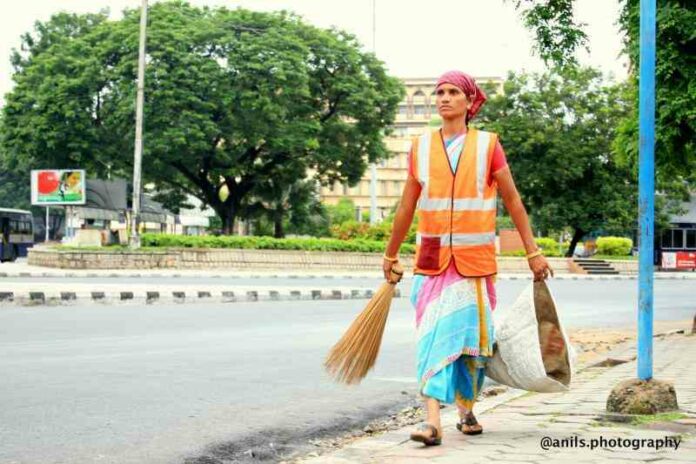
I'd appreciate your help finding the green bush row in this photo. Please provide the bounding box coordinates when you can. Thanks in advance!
[329,219,417,243]
[140,233,633,257]
[141,233,416,254]
[503,237,567,257]
[596,236,633,256]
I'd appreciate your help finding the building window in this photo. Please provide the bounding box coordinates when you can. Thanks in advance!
[687,230,696,249]
[392,181,400,195]
[662,228,686,249]
[379,180,387,195]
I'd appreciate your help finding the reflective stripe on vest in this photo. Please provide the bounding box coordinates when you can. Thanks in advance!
[417,197,497,211]
[416,232,496,246]
[417,130,495,212]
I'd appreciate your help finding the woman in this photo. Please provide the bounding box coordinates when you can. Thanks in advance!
[382,70,553,446]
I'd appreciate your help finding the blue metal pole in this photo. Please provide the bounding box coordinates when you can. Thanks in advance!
[637,0,656,381]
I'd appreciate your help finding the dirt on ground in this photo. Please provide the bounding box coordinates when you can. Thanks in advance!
[568,319,693,366]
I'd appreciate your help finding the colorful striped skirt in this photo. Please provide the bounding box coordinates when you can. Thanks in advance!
[410,261,497,410]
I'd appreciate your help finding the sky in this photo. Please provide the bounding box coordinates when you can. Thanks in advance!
[0,0,628,106]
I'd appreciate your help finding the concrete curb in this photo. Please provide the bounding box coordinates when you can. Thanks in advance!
[1,271,695,280]
[0,287,401,307]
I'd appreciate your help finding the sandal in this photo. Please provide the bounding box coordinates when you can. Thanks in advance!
[456,411,483,435]
[409,422,442,446]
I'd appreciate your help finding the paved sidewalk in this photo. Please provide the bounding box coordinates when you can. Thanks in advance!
[300,331,696,464]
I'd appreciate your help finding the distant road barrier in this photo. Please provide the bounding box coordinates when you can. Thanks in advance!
[22,246,611,273]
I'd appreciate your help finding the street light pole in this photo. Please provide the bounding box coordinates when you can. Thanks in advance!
[129,0,148,249]
[637,0,656,381]
[369,0,378,225]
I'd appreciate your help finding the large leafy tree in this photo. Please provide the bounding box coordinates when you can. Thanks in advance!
[615,0,695,191]
[1,1,404,233]
[513,0,695,190]
[477,67,636,256]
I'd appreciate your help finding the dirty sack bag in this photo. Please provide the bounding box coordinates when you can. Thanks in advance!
[485,280,576,393]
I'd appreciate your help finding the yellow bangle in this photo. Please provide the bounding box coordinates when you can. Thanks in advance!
[526,249,543,260]
[383,254,399,262]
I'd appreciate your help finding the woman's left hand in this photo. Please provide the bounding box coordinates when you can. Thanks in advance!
[528,255,554,281]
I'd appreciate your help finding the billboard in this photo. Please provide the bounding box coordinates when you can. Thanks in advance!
[31,169,86,205]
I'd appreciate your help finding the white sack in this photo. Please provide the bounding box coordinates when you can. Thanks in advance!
[485,280,576,393]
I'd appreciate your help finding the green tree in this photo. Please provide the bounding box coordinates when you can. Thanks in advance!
[243,178,326,238]
[513,0,695,188]
[477,67,636,256]
[511,0,589,67]
[325,198,357,226]
[1,1,404,234]
[615,0,695,189]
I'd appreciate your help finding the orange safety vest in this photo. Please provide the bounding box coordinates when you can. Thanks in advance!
[411,128,499,277]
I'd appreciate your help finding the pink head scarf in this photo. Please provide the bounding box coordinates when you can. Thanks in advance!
[436,70,487,122]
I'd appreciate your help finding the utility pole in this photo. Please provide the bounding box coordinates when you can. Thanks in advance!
[369,0,378,224]
[129,0,148,249]
[637,0,656,380]
[45,206,50,242]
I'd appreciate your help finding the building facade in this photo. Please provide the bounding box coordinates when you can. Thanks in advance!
[319,76,504,220]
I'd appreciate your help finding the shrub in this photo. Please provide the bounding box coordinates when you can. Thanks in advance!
[329,220,369,240]
[534,237,561,257]
[596,236,633,256]
[496,215,514,230]
[140,233,416,254]
[331,216,418,244]
[363,221,393,242]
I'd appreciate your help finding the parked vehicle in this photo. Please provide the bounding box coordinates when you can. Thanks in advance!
[0,208,34,262]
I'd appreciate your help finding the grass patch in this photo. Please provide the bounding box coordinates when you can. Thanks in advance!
[630,412,686,425]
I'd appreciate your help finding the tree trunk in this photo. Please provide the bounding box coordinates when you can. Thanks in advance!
[222,215,234,235]
[273,209,284,238]
[565,227,585,257]
[218,202,238,235]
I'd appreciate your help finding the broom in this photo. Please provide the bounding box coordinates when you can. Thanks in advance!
[324,262,404,385]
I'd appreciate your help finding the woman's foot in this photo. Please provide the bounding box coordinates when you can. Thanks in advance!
[456,411,483,435]
[409,422,442,446]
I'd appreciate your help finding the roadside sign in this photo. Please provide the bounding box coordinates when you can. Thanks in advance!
[31,169,86,205]
[676,251,696,270]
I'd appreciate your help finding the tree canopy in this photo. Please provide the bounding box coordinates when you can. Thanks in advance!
[615,0,695,191]
[1,1,404,232]
[514,0,695,192]
[477,67,636,255]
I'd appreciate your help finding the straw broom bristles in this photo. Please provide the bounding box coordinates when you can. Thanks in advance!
[324,262,404,385]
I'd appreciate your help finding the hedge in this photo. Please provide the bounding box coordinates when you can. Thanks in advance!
[140,233,416,254]
[596,236,633,256]
[535,237,565,257]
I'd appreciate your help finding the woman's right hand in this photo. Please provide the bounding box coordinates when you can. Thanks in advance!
[383,258,396,282]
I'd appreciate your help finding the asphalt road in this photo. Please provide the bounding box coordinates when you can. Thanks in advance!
[0,275,385,289]
[0,280,694,464]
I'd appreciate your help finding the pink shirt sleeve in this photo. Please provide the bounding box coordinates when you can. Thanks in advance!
[488,139,508,185]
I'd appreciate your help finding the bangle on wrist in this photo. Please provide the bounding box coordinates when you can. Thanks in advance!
[383,254,399,262]
[526,249,543,260]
